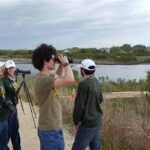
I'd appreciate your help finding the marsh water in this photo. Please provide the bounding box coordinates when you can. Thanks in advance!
[17,63,150,82]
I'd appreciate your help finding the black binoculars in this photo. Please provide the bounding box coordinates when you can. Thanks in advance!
[55,56,73,64]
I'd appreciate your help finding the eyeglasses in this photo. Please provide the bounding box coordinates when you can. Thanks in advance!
[51,57,56,62]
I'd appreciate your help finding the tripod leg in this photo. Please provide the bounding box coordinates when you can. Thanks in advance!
[18,77,37,128]
[18,94,25,115]
[25,92,37,128]
[24,85,37,128]
[25,86,37,118]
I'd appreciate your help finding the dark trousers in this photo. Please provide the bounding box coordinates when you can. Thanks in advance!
[6,112,21,150]
[0,119,8,150]
[72,125,101,150]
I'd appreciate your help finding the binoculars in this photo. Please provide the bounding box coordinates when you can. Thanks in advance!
[55,56,73,64]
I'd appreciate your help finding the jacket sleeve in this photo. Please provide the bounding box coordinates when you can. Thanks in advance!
[99,85,103,104]
[73,82,88,125]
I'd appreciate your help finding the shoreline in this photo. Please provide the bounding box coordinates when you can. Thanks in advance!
[0,58,150,65]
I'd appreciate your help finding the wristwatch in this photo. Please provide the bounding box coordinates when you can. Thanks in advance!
[64,62,69,67]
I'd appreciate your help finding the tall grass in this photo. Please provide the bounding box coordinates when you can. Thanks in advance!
[61,94,150,150]
[99,76,146,92]
[101,96,150,150]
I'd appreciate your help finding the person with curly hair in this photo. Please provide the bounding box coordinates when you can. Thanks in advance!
[32,43,75,150]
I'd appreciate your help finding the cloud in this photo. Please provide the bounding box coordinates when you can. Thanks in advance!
[0,0,150,49]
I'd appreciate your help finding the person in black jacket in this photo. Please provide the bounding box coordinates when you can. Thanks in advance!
[2,60,21,150]
[72,59,103,150]
[0,61,9,150]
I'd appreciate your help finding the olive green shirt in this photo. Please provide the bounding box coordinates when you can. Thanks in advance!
[33,73,62,130]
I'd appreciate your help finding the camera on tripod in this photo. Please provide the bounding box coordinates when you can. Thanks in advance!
[16,68,31,75]
[15,67,37,127]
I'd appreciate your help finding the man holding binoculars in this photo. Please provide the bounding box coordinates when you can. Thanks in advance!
[32,43,75,150]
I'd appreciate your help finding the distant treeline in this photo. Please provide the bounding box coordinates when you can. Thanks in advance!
[0,44,150,64]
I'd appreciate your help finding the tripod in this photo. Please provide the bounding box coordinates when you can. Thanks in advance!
[17,73,37,128]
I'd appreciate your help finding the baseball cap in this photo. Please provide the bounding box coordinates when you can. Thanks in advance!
[78,59,96,71]
[5,60,16,68]
[0,61,4,67]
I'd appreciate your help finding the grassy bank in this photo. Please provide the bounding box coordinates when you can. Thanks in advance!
[99,76,146,92]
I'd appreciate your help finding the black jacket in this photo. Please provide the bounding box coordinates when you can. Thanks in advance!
[73,77,103,127]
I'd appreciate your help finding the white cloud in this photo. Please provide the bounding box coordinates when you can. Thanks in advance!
[0,0,150,49]
[0,0,20,5]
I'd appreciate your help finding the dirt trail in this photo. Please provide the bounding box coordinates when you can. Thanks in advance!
[9,102,74,150]
[103,91,144,100]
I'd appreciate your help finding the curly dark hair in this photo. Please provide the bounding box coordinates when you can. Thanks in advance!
[32,43,57,71]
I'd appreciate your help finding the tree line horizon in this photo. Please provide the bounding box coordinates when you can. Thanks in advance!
[0,44,150,64]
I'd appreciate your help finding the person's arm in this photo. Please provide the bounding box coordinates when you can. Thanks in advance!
[73,82,88,126]
[54,55,75,88]
[55,63,64,78]
[99,85,103,104]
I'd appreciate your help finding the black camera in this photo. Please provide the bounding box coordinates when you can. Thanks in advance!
[16,68,31,75]
[4,100,16,114]
[55,56,73,64]
[11,95,18,105]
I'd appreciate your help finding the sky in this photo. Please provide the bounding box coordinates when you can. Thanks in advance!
[0,0,150,50]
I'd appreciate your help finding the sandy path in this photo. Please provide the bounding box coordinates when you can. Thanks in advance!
[103,91,144,100]
[8,102,74,150]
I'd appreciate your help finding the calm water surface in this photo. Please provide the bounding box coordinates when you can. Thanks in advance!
[17,63,150,81]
